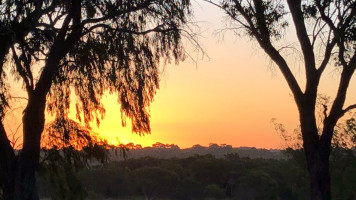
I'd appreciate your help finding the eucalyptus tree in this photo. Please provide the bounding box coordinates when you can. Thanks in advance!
[0,0,193,199]
[206,0,356,199]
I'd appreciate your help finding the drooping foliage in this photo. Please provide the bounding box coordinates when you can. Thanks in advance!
[0,1,194,199]
[4,0,192,134]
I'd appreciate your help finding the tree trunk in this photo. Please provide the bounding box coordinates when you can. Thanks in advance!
[0,124,17,200]
[306,147,331,200]
[300,108,332,200]
[1,94,46,200]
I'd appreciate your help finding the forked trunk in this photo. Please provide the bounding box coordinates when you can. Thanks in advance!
[300,108,332,200]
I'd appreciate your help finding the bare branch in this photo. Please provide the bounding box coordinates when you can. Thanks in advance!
[203,0,251,29]
[287,0,316,71]
[205,0,304,102]
[317,37,337,75]
[82,24,178,37]
[311,17,330,47]
[323,66,356,145]
[343,104,356,115]
[316,1,356,68]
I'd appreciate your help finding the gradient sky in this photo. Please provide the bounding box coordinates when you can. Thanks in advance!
[88,1,356,149]
[78,2,308,148]
[5,1,356,149]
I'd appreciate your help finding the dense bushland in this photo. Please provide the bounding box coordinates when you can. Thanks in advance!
[36,148,355,200]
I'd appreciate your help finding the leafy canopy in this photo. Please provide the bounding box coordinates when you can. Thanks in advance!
[1,0,193,137]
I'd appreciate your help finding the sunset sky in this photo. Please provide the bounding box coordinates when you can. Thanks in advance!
[5,1,356,149]
[85,1,353,149]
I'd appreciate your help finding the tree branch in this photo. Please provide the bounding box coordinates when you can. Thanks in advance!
[317,1,356,125]
[330,68,355,120]
[348,52,356,70]
[287,0,319,99]
[321,66,356,148]
[203,0,250,29]
[287,0,316,69]
[35,0,83,97]
[240,0,304,102]
[11,46,33,93]
[343,103,356,114]
[316,1,356,68]
[317,37,337,75]
[253,0,271,41]
[0,37,10,76]
[82,23,178,36]
[82,0,153,25]
[207,0,304,103]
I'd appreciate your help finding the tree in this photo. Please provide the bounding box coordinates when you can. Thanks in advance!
[205,0,356,199]
[0,0,193,199]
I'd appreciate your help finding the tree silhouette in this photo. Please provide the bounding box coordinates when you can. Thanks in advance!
[0,0,193,199]
[206,0,356,199]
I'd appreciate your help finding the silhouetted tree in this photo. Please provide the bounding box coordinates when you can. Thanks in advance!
[0,0,193,199]
[206,0,356,199]
[37,118,113,200]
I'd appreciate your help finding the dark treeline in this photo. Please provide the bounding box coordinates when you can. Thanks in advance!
[36,148,355,200]
[109,143,284,160]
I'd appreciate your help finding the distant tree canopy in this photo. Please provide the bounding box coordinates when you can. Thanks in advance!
[205,0,356,199]
[39,152,355,200]
[0,1,193,199]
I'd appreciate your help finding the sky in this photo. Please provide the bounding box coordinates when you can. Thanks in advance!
[5,1,356,149]
[75,2,303,149]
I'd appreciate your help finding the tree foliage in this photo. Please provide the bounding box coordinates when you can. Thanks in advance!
[0,0,194,199]
[205,0,356,199]
[37,152,355,200]
[3,0,192,133]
